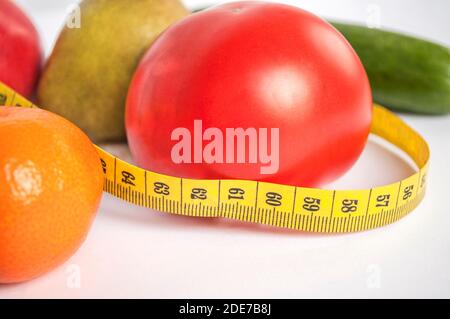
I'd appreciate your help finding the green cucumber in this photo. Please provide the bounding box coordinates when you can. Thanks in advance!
[331,23,450,115]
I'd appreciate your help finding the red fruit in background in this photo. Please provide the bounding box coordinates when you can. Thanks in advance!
[126,1,372,187]
[0,0,42,97]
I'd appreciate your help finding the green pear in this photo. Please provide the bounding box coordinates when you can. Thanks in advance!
[37,0,189,142]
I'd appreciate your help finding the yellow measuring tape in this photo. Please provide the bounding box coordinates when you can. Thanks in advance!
[0,82,429,233]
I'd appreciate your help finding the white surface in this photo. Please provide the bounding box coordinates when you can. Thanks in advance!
[1,0,449,299]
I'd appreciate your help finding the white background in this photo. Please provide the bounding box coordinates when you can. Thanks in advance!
[1,0,449,298]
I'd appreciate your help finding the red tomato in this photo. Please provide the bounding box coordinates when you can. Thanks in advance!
[0,0,42,97]
[126,2,372,187]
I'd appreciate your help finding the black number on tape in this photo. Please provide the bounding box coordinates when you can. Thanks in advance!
[376,194,390,207]
[341,199,358,213]
[100,159,107,174]
[121,171,136,186]
[191,188,207,200]
[403,185,414,200]
[302,197,321,212]
[154,182,170,196]
[265,192,282,207]
[228,188,245,200]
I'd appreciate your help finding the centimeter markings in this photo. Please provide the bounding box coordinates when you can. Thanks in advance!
[99,143,428,233]
[0,82,430,233]
[104,176,426,233]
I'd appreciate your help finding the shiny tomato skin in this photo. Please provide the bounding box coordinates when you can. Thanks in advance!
[126,2,372,187]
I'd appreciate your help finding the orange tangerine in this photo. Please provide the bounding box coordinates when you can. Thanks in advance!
[0,106,103,283]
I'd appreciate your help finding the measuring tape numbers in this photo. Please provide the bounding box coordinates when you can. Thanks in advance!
[0,82,430,233]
